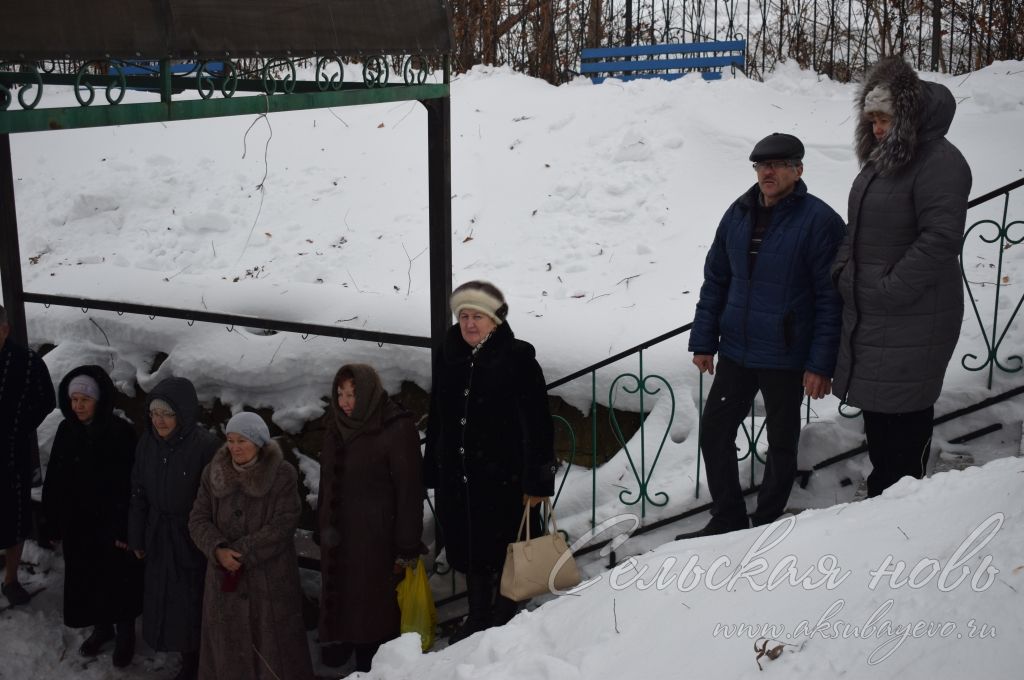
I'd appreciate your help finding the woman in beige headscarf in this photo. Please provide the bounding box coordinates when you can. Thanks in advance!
[316,364,424,673]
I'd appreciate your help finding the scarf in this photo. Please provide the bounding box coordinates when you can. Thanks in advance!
[331,363,388,444]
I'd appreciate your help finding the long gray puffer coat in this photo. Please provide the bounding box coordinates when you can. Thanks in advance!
[831,56,972,413]
[128,377,219,652]
[188,441,313,680]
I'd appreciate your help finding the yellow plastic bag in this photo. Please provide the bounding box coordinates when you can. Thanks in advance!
[396,559,436,651]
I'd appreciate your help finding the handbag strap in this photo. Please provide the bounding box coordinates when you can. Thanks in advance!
[515,498,558,543]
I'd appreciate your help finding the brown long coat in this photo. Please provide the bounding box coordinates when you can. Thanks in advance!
[188,441,313,680]
[318,400,424,645]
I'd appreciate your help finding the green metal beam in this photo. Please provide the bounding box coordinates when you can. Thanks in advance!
[0,83,449,133]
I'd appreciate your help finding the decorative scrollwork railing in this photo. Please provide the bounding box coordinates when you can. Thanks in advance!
[608,356,674,517]
[0,54,444,114]
[960,181,1024,388]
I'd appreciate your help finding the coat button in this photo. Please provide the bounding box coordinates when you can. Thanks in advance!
[463,389,470,396]
[458,447,464,454]
[233,509,243,518]
[459,418,466,425]
[461,475,468,483]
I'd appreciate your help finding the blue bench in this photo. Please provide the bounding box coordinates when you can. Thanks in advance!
[580,39,746,83]
[108,60,226,92]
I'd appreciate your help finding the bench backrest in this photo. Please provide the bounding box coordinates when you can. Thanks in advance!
[581,39,746,83]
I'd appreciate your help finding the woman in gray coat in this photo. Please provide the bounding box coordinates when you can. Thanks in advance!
[128,377,218,680]
[832,56,972,497]
[188,412,313,680]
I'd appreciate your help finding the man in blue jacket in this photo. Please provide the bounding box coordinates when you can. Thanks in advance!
[679,133,845,539]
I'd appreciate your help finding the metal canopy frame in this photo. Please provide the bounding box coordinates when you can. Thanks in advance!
[0,6,454,369]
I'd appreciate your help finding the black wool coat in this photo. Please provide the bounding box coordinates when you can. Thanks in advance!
[0,339,55,549]
[424,322,557,574]
[42,365,143,627]
[128,377,219,652]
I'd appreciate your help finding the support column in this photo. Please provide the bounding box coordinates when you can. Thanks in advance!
[423,96,452,375]
[0,133,28,346]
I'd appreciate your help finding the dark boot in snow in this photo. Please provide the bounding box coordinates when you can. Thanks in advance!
[1,581,31,606]
[675,518,750,541]
[492,593,521,627]
[112,621,136,667]
[449,572,494,643]
[173,650,199,680]
[321,641,353,667]
[79,624,115,657]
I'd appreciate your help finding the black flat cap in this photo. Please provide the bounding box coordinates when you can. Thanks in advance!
[749,133,805,162]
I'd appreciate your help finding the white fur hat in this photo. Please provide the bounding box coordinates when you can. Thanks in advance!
[863,85,894,116]
[450,281,507,325]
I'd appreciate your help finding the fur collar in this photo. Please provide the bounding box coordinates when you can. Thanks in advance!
[208,439,284,498]
[855,57,923,175]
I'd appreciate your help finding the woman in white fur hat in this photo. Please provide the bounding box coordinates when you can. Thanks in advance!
[424,281,557,642]
[832,56,972,496]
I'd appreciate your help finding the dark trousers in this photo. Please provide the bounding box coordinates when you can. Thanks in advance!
[863,407,933,497]
[700,356,804,528]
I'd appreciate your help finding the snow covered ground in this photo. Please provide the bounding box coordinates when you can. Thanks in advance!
[2,60,1023,678]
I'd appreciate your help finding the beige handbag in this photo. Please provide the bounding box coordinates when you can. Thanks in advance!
[499,499,581,601]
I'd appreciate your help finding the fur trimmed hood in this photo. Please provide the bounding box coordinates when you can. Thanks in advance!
[855,56,956,175]
[207,439,284,498]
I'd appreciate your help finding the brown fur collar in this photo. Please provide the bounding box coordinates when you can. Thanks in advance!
[208,439,284,498]
[854,56,923,175]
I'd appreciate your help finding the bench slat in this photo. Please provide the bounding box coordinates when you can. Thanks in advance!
[590,71,723,83]
[581,40,746,60]
[580,54,743,74]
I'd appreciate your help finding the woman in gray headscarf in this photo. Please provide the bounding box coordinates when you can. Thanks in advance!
[832,56,972,497]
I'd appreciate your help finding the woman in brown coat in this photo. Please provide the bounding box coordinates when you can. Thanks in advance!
[317,364,425,673]
[188,412,313,680]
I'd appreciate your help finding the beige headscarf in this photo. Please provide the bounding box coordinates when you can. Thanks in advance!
[330,363,388,444]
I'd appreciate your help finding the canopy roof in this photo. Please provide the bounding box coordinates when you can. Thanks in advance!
[0,0,452,60]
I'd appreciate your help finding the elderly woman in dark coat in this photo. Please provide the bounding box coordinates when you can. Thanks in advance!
[128,377,218,680]
[188,412,313,680]
[832,56,972,497]
[424,280,557,643]
[42,365,143,667]
[317,364,425,672]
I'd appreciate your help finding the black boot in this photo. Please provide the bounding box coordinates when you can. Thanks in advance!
[492,593,521,627]
[79,624,115,657]
[112,621,136,668]
[173,650,199,680]
[320,641,352,667]
[448,572,494,643]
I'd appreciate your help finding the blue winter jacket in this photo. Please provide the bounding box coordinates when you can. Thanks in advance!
[689,180,845,376]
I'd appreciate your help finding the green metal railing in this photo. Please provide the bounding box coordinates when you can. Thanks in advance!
[960,177,1024,388]
[0,55,449,133]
